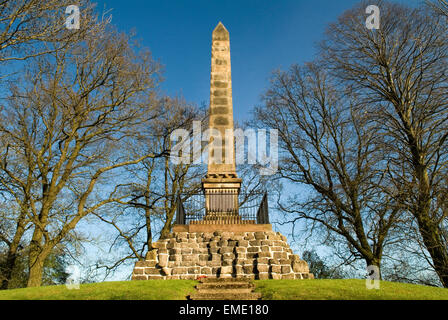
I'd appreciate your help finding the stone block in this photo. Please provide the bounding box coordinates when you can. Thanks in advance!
[271,265,281,273]
[235,253,246,260]
[244,233,255,240]
[258,273,269,280]
[281,273,295,280]
[181,248,193,255]
[209,247,219,254]
[199,254,209,261]
[258,252,272,258]
[222,259,234,266]
[209,241,219,248]
[172,267,187,275]
[158,254,169,267]
[222,253,235,260]
[281,265,292,273]
[207,260,221,267]
[218,240,228,247]
[145,268,163,275]
[238,240,249,247]
[146,249,158,261]
[257,264,269,273]
[273,252,288,260]
[234,265,243,274]
[292,260,309,273]
[249,240,261,246]
[267,233,280,240]
[177,232,188,239]
[220,266,233,275]
[201,267,212,274]
[220,246,234,254]
[211,253,221,261]
[161,267,172,276]
[133,268,144,275]
[243,265,255,274]
[247,247,260,253]
[187,267,200,275]
[235,247,247,254]
[228,240,238,247]
[152,242,166,249]
[254,232,267,240]
[135,260,157,268]
[132,275,147,280]
[261,240,274,246]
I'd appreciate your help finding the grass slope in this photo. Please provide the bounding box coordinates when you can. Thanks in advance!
[254,279,448,300]
[1,279,447,300]
[0,280,197,300]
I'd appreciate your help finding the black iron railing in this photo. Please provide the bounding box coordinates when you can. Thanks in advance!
[175,192,269,225]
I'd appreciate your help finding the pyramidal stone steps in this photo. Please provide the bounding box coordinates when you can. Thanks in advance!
[189,278,262,300]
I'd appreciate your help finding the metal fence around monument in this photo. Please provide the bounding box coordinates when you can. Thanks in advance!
[175,192,269,225]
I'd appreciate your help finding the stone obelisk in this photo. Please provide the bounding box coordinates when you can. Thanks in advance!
[130,23,313,281]
[202,22,242,221]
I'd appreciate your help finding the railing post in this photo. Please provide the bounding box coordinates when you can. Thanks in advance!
[256,192,269,224]
[175,195,186,225]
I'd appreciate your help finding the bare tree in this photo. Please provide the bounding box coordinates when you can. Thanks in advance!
[0,0,102,63]
[0,21,162,286]
[426,0,448,17]
[320,1,448,286]
[90,97,206,277]
[253,63,403,277]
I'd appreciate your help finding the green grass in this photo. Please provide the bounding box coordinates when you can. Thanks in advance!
[253,279,448,300]
[0,280,198,300]
[1,279,448,300]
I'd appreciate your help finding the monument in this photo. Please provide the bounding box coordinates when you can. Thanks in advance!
[131,22,313,281]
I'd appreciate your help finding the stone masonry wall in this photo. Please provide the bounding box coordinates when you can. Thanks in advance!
[131,231,313,280]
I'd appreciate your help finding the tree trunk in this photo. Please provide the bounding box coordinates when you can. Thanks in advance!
[366,257,382,281]
[1,212,27,289]
[1,251,17,290]
[27,255,46,287]
[416,216,448,287]
[27,226,49,287]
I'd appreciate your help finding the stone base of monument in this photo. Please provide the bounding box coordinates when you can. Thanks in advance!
[131,226,313,280]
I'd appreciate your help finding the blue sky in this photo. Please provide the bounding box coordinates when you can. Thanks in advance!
[81,0,424,280]
[94,0,419,121]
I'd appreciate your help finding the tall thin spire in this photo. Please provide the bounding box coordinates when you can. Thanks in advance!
[207,22,237,177]
[202,22,242,222]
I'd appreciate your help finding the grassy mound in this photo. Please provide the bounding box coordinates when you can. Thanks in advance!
[0,280,197,300]
[254,279,448,300]
[1,279,447,300]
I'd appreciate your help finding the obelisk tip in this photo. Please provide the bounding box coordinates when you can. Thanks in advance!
[213,22,229,40]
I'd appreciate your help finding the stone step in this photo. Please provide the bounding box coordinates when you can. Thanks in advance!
[189,292,262,300]
[196,282,254,290]
[195,288,254,294]
[200,277,248,283]
[189,277,262,300]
